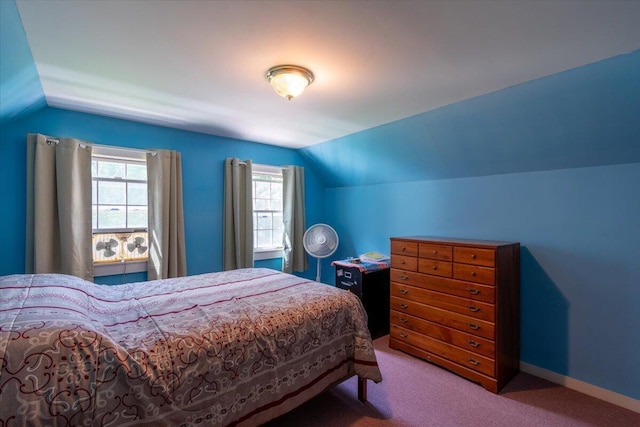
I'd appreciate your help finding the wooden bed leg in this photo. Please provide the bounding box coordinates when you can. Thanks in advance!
[357,377,367,402]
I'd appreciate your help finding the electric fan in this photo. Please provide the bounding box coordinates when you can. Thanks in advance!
[127,236,148,255]
[303,223,339,282]
[95,238,118,258]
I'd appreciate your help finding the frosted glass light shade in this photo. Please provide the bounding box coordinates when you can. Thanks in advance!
[266,65,314,100]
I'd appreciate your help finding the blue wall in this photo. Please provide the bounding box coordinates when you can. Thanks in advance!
[300,53,640,400]
[0,107,325,283]
[324,164,639,400]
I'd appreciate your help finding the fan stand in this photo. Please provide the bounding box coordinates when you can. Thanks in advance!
[316,258,322,282]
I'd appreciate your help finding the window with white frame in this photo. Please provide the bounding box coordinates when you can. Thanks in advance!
[252,164,284,259]
[91,146,149,272]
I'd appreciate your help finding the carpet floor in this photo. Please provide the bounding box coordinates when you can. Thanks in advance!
[265,335,639,426]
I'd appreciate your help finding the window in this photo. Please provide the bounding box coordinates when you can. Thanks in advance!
[252,164,284,260]
[91,146,148,275]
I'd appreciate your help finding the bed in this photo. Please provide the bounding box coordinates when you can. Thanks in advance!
[0,268,382,426]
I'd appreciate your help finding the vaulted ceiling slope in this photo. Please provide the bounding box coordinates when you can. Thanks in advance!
[299,50,640,187]
[0,0,45,126]
[7,0,640,148]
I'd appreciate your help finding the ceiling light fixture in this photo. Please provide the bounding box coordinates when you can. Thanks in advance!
[265,65,314,101]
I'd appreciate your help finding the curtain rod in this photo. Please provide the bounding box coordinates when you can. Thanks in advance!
[45,138,156,156]
[235,160,285,171]
[90,142,156,155]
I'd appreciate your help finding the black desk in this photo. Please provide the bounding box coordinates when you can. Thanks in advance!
[333,260,390,339]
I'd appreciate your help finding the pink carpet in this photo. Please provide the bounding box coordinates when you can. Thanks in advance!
[265,335,639,426]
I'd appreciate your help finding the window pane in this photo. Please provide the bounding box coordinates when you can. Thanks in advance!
[92,180,97,204]
[92,206,97,229]
[98,206,126,229]
[270,183,282,200]
[270,198,282,211]
[255,181,270,199]
[127,163,147,180]
[254,199,269,210]
[256,230,272,248]
[127,207,148,228]
[257,213,272,230]
[98,181,126,204]
[273,213,284,233]
[91,160,97,177]
[127,183,147,205]
[97,161,125,179]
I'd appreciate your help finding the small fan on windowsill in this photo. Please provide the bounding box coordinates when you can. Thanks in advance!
[127,236,148,256]
[95,238,119,258]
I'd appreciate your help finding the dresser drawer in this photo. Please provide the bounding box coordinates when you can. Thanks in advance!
[418,259,452,278]
[391,240,418,256]
[419,243,453,261]
[453,264,495,285]
[390,269,495,303]
[391,283,495,322]
[391,255,418,271]
[454,247,495,267]
[390,297,495,340]
[391,311,495,358]
[390,325,495,377]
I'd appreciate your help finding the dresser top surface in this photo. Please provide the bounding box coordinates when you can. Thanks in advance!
[391,236,519,248]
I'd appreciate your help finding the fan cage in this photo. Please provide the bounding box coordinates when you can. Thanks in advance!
[303,224,339,259]
[93,231,148,264]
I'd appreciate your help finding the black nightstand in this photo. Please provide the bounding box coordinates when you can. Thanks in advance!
[334,261,390,339]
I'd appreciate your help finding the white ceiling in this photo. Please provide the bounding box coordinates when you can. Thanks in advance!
[16,0,640,149]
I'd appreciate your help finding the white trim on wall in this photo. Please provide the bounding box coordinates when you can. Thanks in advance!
[520,362,640,413]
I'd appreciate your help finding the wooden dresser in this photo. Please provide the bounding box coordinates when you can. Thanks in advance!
[389,236,520,393]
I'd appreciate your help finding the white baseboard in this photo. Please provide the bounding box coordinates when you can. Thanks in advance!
[520,362,640,413]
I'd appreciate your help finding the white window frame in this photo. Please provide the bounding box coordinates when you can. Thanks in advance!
[92,145,148,276]
[252,164,284,260]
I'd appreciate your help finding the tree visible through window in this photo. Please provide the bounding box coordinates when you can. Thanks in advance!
[252,165,283,255]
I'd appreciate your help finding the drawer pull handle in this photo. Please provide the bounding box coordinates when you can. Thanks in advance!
[471,254,477,259]
[471,272,477,277]
[400,274,408,280]
[432,250,438,254]
[400,332,408,338]
[468,306,480,312]
[467,323,480,330]
[432,266,438,270]
[402,247,407,252]
[468,358,480,366]
[399,317,408,323]
[467,340,480,348]
[399,289,409,295]
[466,288,480,295]
[400,304,409,309]
[401,260,406,265]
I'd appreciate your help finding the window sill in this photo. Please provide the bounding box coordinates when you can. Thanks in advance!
[94,260,147,277]
[254,249,283,260]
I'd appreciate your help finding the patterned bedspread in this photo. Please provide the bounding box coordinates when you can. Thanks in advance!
[0,268,381,426]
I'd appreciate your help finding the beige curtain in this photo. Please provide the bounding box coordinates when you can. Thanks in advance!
[147,149,187,280]
[223,158,254,270]
[25,133,93,280]
[282,165,308,273]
